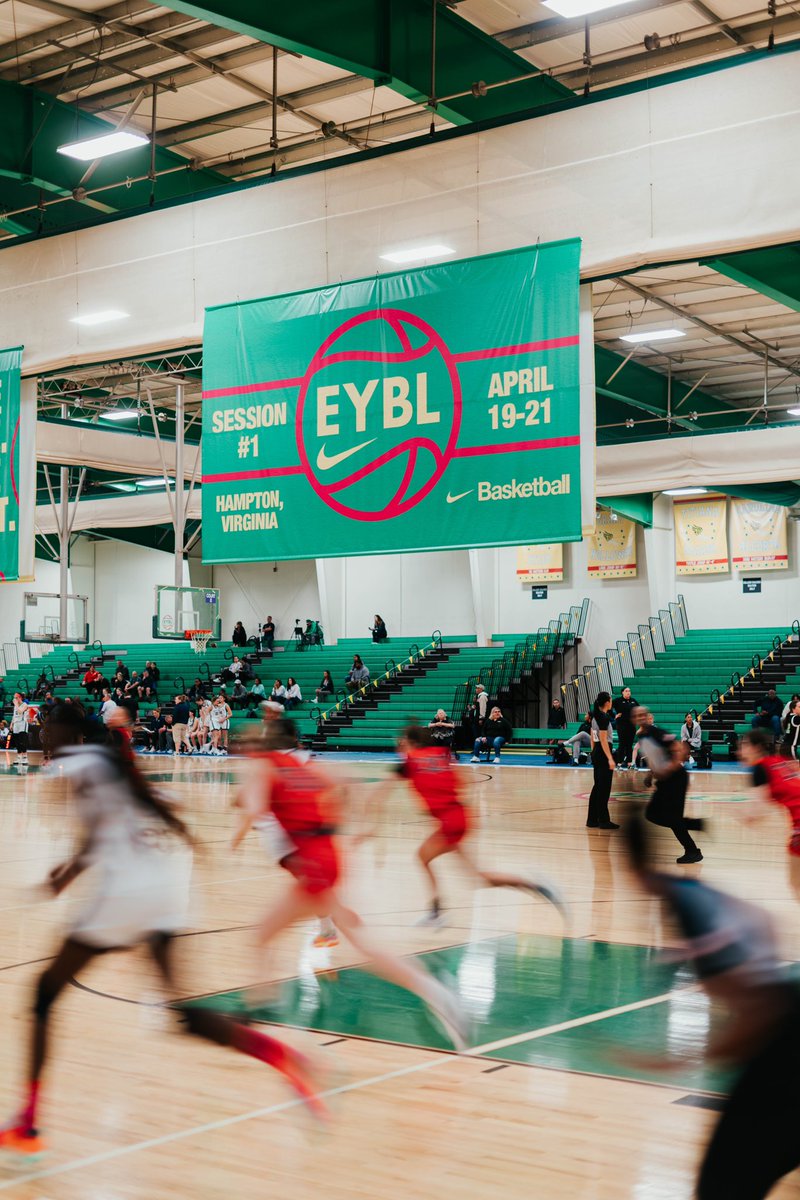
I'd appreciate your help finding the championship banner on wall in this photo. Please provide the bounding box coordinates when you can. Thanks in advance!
[587,509,637,577]
[201,241,582,562]
[516,543,563,583]
[674,495,729,575]
[730,497,788,571]
[0,347,26,581]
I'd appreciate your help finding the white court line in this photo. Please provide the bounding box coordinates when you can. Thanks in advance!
[0,986,693,1189]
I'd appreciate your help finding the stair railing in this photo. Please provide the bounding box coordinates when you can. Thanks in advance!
[319,634,442,722]
[700,623,800,722]
[562,596,690,721]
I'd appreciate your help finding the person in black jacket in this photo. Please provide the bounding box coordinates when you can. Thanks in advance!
[586,692,618,829]
[370,615,388,643]
[613,686,639,767]
[232,621,248,648]
[547,699,567,730]
[752,688,783,739]
[470,706,512,764]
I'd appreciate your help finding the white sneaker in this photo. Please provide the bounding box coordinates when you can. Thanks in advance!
[415,911,446,928]
[470,756,480,763]
[426,976,470,1053]
[492,757,501,765]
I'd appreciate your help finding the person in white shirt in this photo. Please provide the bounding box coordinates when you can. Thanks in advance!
[270,679,287,705]
[284,678,302,710]
[99,690,118,725]
[11,693,29,765]
[680,713,703,766]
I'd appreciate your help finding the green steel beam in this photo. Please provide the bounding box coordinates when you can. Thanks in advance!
[704,244,800,314]
[0,76,228,238]
[157,0,569,124]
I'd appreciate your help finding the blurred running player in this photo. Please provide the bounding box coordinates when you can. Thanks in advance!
[624,811,800,1199]
[633,706,704,863]
[0,705,328,1161]
[397,725,566,925]
[740,727,800,899]
[233,718,468,1049]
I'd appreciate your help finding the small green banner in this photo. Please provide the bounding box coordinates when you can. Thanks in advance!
[201,242,582,562]
[0,347,23,581]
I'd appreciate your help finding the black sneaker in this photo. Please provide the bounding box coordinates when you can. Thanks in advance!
[676,850,703,864]
[597,821,620,830]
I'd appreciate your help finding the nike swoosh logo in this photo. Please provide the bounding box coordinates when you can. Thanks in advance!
[316,439,376,471]
[446,489,474,504]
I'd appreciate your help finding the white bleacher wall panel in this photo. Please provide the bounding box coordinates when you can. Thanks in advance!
[0,54,797,370]
[210,561,320,644]
[93,542,192,644]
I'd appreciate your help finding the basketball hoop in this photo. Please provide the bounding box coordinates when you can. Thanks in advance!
[185,628,212,655]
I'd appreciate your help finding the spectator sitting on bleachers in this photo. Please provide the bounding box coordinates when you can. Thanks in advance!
[547,699,567,731]
[40,692,56,717]
[315,671,334,702]
[138,667,158,700]
[284,677,302,710]
[299,618,324,648]
[137,707,163,752]
[125,671,140,696]
[187,677,205,702]
[82,665,102,696]
[752,688,783,738]
[33,670,50,699]
[471,706,513,765]
[782,698,800,761]
[429,709,455,749]
[561,712,592,765]
[231,678,249,709]
[247,676,267,712]
[232,621,247,647]
[782,693,800,724]
[346,656,370,693]
[270,678,287,704]
[223,655,244,684]
[370,615,388,643]
[147,661,160,684]
[681,713,703,766]
[114,659,129,682]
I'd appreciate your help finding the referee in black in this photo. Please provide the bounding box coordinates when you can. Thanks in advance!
[634,706,704,863]
[586,692,619,829]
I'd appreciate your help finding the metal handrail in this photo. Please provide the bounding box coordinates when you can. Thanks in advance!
[319,637,440,722]
[699,623,800,721]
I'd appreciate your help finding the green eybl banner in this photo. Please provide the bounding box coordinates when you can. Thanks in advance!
[0,347,23,581]
[201,242,582,563]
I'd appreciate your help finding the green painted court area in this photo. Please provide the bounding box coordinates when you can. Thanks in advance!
[188,934,732,1094]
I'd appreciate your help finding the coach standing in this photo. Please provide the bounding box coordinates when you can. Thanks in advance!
[613,685,639,767]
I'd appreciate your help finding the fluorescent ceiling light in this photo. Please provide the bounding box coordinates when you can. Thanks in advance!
[100,409,140,421]
[663,487,709,497]
[621,328,686,344]
[57,130,148,161]
[136,477,171,488]
[109,482,136,493]
[380,244,454,265]
[71,310,128,327]
[543,0,640,16]
[786,407,800,417]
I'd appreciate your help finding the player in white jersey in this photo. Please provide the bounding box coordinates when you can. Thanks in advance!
[0,705,329,1161]
[210,694,232,755]
[11,692,29,766]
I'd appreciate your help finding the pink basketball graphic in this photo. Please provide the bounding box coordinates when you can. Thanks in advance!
[296,309,461,521]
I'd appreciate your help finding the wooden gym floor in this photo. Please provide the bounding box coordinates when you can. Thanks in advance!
[0,756,799,1199]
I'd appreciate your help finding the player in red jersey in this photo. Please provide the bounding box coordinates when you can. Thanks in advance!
[233,718,469,1049]
[740,728,800,898]
[397,725,566,925]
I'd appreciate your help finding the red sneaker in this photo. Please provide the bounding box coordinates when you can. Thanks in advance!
[0,1124,47,1160]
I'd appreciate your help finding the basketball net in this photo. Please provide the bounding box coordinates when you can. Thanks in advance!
[186,629,212,655]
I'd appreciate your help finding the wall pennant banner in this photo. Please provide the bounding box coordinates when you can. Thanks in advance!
[201,241,583,562]
[587,509,637,577]
[0,347,26,582]
[730,497,788,572]
[674,495,729,575]
[516,543,563,583]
